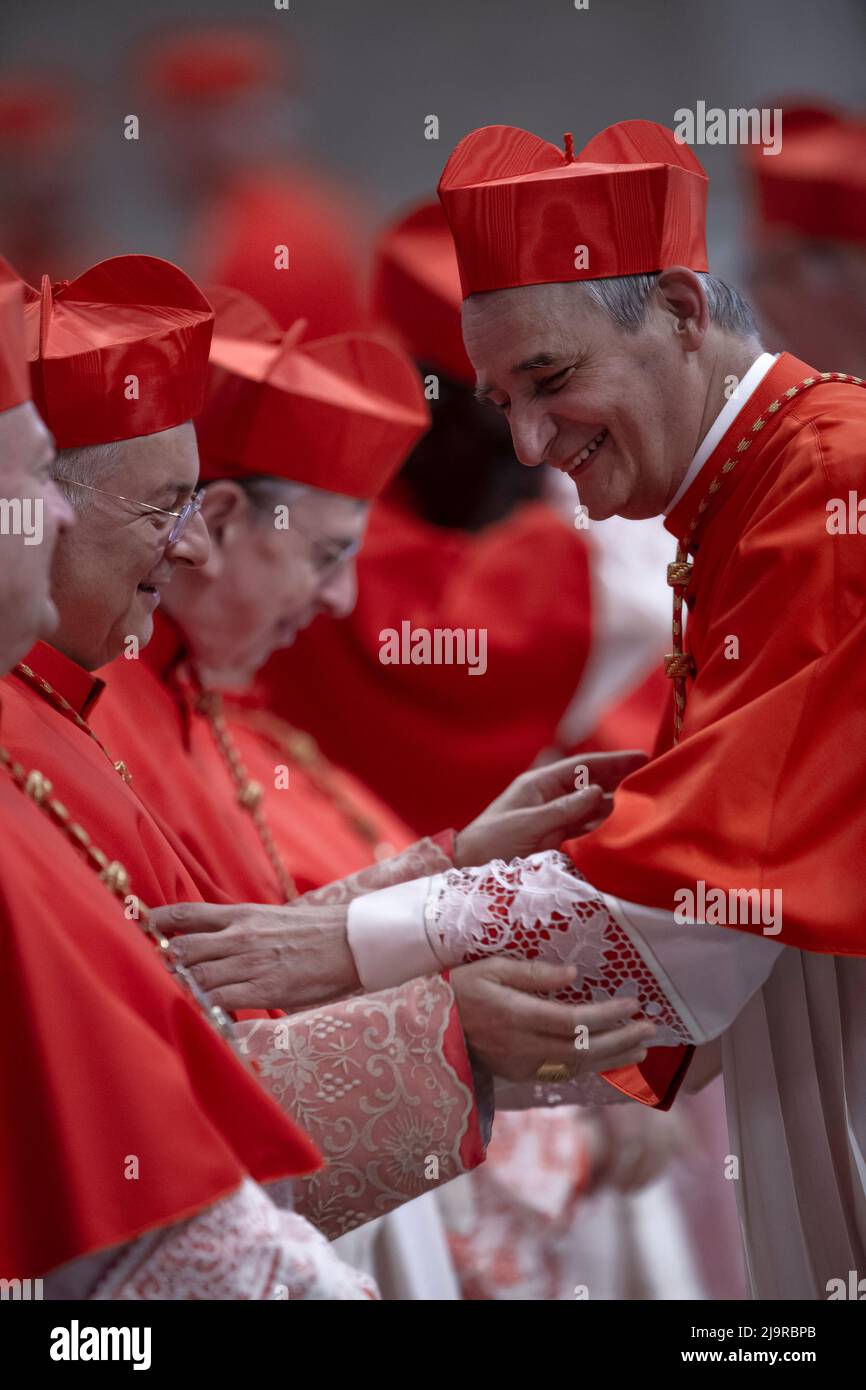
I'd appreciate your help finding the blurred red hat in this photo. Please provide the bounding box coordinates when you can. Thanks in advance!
[0,258,29,412]
[0,73,76,151]
[197,285,430,499]
[438,119,709,297]
[745,103,866,245]
[19,255,213,448]
[371,200,474,385]
[139,26,292,105]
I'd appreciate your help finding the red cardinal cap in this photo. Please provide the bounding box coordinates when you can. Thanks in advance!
[0,259,30,413]
[197,285,430,500]
[745,103,866,245]
[437,119,709,297]
[371,200,474,385]
[19,255,214,448]
[0,74,76,150]
[140,27,288,105]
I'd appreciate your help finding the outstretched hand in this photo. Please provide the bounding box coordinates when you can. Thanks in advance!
[453,749,648,867]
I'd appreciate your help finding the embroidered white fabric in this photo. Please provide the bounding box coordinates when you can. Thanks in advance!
[298,836,454,907]
[426,850,695,1065]
[92,1179,378,1301]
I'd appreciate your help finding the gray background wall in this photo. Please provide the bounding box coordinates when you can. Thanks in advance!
[2,0,864,278]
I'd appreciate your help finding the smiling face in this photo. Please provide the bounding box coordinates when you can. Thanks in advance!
[462,275,715,520]
[50,422,209,670]
[164,480,368,684]
[0,401,73,672]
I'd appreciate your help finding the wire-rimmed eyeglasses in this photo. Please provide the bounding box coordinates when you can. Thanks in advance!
[62,481,205,545]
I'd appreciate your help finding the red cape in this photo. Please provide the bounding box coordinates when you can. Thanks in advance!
[565,356,866,1103]
[0,756,320,1279]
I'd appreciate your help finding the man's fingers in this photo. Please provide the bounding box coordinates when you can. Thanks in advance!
[151,901,240,935]
[202,982,270,1014]
[184,953,260,993]
[577,750,649,791]
[581,1020,658,1057]
[522,785,605,841]
[482,958,578,995]
[169,928,267,967]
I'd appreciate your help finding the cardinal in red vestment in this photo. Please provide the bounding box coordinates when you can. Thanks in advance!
[0,262,378,1299]
[176,117,866,1299]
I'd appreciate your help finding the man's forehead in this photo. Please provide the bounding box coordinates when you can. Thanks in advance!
[297,487,367,529]
[464,285,577,381]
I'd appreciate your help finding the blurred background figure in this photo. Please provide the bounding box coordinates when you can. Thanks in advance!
[743,103,866,376]
[0,72,90,284]
[138,23,369,337]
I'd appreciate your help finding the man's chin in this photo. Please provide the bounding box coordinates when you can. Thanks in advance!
[37,596,61,641]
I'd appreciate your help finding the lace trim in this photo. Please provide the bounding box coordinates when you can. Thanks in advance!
[428,851,693,1050]
[93,1179,377,1301]
[297,836,454,907]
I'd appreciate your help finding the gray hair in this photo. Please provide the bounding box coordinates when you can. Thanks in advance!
[53,441,122,509]
[205,474,312,520]
[580,271,759,338]
[210,475,364,521]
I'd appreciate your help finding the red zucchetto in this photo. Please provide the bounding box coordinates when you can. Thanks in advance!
[19,254,214,448]
[745,104,866,245]
[0,259,29,413]
[370,200,473,385]
[196,285,430,500]
[437,119,709,297]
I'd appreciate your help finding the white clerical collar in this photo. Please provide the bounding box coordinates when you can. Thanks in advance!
[664,352,779,516]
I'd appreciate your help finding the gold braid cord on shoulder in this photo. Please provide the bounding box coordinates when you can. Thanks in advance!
[665,372,865,743]
[0,746,246,1061]
[13,662,133,783]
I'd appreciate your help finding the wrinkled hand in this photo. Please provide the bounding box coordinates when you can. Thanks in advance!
[150,900,357,1013]
[451,957,657,1082]
[453,749,648,867]
[583,1101,693,1195]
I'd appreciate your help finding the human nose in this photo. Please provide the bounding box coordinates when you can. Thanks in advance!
[508,404,556,469]
[318,558,358,620]
[166,508,210,568]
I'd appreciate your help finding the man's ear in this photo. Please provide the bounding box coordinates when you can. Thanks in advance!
[655,266,709,351]
[198,481,251,579]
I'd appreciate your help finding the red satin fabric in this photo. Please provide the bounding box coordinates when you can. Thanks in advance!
[21,255,213,448]
[566,355,866,957]
[197,285,430,499]
[94,611,415,899]
[2,641,229,908]
[438,120,708,296]
[262,494,592,835]
[0,754,320,1280]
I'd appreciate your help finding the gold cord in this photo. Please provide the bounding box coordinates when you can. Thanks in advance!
[665,372,864,743]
